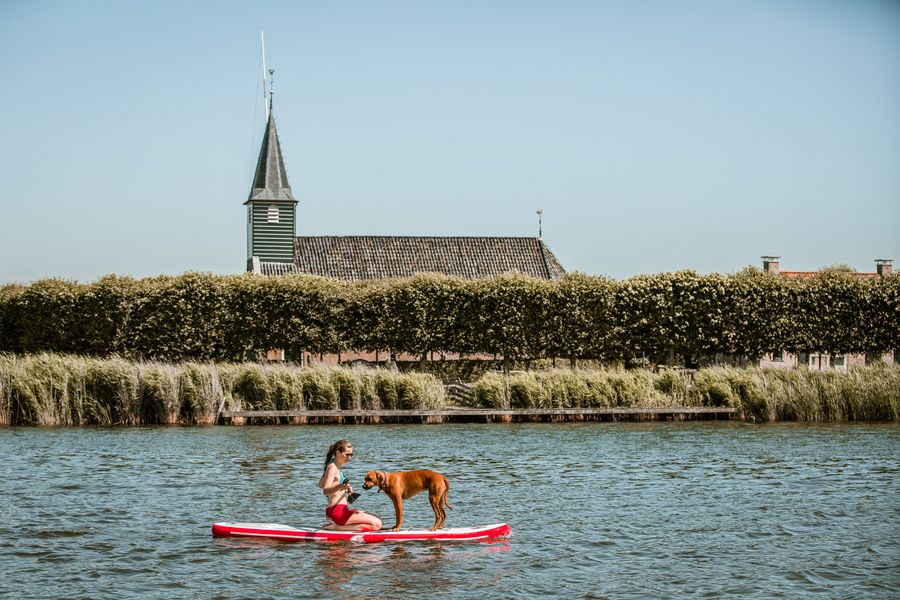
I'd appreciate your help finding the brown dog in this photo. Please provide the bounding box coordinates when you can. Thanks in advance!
[362,469,452,531]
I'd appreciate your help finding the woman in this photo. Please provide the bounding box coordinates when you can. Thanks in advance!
[318,439,382,531]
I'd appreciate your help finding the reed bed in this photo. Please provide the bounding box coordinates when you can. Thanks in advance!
[474,369,678,409]
[1,354,897,425]
[473,364,900,421]
[709,364,900,422]
[0,354,445,426]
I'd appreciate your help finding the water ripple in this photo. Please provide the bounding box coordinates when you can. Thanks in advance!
[1,423,898,598]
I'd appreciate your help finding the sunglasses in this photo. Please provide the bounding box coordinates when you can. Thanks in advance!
[342,451,354,458]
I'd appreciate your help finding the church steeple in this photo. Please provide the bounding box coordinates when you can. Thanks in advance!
[247,111,295,202]
[245,68,298,269]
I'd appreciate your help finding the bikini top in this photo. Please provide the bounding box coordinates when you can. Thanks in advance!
[325,459,349,485]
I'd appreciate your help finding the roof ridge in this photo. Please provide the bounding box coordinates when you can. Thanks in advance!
[535,238,552,279]
[294,235,541,240]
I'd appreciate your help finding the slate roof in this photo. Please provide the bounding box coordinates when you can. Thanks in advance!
[257,236,567,280]
[779,271,879,279]
[245,113,295,203]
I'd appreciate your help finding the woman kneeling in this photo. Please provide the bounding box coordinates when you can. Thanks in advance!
[318,439,382,532]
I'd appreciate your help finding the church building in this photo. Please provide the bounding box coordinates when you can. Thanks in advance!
[245,107,566,281]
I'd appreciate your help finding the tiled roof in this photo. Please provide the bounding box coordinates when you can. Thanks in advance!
[258,236,567,280]
[779,271,878,279]
[258,262,297,276]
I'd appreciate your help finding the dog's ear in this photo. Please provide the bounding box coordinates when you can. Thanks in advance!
[377,471,386,487]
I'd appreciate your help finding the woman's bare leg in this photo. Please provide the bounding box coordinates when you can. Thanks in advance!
[344,511,382,531]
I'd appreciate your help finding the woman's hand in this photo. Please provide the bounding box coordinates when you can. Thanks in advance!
[329,482,352,495]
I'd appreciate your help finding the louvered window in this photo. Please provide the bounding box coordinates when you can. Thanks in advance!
[267,206,280,223]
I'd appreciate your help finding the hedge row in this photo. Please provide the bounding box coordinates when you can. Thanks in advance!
[1,270,897,364]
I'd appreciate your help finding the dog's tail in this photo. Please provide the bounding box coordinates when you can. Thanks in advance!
[442,479,453,511]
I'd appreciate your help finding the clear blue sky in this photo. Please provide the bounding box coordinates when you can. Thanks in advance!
[1,0,898,283]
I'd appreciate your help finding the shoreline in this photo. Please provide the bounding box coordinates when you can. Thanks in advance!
[217,406,738,425]
[2,353,898,426]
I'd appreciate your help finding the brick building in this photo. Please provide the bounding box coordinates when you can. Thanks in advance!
[757,256,894,370]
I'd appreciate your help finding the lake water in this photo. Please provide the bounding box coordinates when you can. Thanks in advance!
[2,423,898,599]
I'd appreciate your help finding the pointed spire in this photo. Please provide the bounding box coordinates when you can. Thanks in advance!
[247,111,295,202]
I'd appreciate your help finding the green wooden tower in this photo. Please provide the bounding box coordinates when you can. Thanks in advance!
[245,104,296,270]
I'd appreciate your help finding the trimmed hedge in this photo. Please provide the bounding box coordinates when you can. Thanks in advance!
[1,270,897,364]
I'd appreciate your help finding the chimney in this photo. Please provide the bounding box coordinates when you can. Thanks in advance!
[762,256,780,274]
[875,259,893,276]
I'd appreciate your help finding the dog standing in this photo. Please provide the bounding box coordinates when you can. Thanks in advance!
[362,469,452,531]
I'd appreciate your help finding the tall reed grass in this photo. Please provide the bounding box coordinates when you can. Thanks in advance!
[473,364,900,421]
[693,363,900,422]
[475,368,686,409]
[0,354,446,426]
[2,354,897,425]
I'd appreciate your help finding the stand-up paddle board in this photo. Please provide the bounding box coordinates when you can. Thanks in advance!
[211,522,510,543]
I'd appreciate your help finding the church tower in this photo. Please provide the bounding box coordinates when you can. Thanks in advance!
[245,83,296,271]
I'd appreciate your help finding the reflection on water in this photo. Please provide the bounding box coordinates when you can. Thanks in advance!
[1,423,898,599]
[313,536,511,596]
[317,542,363,590]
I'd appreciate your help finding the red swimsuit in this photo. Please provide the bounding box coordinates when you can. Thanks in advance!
[325,503,358,526]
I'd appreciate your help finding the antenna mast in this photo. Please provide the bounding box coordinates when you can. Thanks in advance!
[261,31,269,121]
[536,209,543,239]
[268,68,275,114]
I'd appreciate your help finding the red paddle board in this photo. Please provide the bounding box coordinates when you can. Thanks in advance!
[211,522,510,543]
